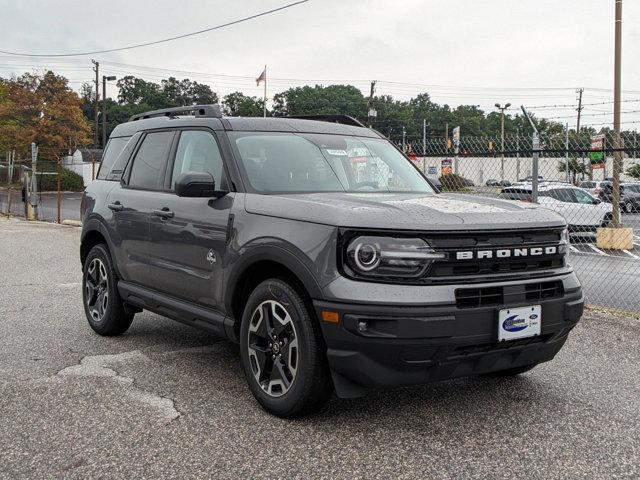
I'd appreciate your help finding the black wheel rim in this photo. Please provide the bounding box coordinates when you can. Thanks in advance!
[247,300,298,397]
[85,258,108,322]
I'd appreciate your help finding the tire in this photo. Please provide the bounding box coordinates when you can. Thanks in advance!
[239,278,333,417]
[625,202,635,214]
[485,363,538,377]
[82,244,134,336]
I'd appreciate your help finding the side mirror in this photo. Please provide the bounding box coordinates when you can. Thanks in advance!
[593,198,602,205]
[175,171,225,198]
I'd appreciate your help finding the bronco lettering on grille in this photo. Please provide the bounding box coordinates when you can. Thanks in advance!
[456,246,558,260]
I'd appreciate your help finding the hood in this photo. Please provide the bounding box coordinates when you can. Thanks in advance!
[244,192,566,231]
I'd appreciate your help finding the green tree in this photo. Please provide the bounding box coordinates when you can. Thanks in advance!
[222,92,264,116]
[627,164,640,180]
[272,85,366,118]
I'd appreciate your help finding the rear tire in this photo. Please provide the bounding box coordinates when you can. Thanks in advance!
[82,244,134,336]
[485,363,538,377]
[239,278,333,417]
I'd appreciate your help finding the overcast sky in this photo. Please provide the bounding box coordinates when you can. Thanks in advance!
[1,0,639,128]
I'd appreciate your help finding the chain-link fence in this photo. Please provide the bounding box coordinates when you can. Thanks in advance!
[395,132,640,314]
[0,154,86,223]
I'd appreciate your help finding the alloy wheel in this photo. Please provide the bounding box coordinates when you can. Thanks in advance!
[85,258,109,322]
[247,300,299,397]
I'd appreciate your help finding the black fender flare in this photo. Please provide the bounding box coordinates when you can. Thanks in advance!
[80,216,123,278]
[223,242,324,315]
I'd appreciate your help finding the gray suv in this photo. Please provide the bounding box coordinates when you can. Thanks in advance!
[81,105,583,417]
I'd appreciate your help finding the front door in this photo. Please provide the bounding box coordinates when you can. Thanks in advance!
[109,130,175,287]
[147,129,233,310]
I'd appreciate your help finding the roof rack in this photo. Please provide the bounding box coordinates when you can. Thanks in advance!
[286,114,365,128]
[129,104,222,122]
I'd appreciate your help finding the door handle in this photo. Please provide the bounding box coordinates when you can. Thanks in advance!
[153,208,174,219]
[108,202,124,212]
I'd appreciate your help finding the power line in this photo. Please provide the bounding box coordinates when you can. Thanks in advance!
[0,0,309,57]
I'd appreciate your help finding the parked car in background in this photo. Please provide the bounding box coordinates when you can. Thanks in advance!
[500,183,612,233]
[598,182,640,213]
[460,176,475,187]
[518,175,544,183]
[578,180,606,197]
[486,179,512,187]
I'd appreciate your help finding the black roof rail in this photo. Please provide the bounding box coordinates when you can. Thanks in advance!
[286,114,366,128]
[129,104,222,122]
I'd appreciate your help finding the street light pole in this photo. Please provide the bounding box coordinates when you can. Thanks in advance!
[102,75,117,148]
[495,103,511,181]
[611,0,622,228]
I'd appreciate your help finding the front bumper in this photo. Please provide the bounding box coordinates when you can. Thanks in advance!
[314,273,583,398]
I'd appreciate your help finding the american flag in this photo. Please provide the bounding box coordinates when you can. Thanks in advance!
[256,67,266,86]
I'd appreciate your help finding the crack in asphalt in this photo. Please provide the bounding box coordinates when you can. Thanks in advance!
[56,350,181,423]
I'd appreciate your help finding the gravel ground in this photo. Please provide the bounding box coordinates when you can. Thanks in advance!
[0,217,639,479]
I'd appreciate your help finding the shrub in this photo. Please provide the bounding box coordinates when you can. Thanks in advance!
[439,173,466,191]
[627,164,640,180]
[36,167,84,192]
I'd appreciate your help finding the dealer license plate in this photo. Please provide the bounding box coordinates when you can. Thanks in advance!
[498,305,541,341]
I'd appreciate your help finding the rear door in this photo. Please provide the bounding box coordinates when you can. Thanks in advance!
[107,130,175,287]
[146,128,234,310]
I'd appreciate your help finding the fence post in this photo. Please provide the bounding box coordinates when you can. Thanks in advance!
[532,132,540,203]
[6,151,13,218]
[422,119,426,156]
[565,123,570,183]
[30,143,38,221]
[56,157,61,224]
[516,133,521,181]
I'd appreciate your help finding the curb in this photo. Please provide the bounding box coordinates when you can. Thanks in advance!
[61,219,82,227]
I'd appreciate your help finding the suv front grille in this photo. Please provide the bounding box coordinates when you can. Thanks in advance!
[424,228,566,282]
[455,280,563,309]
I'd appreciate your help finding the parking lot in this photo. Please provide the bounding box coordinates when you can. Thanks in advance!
[1,217,639,479]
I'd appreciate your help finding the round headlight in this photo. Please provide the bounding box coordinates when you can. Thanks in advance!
[354,242,380,271]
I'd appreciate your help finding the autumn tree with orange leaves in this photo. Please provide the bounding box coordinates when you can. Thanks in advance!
[0,71,91,160]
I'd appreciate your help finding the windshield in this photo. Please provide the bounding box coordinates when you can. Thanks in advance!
[229,132,434,194]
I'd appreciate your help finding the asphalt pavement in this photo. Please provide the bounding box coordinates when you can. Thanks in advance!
[1,217,639,479]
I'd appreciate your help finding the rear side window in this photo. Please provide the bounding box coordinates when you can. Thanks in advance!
[128,131,174,190]
[97,137,130,180]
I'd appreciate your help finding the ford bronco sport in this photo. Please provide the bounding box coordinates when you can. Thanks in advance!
[81,105,583,417]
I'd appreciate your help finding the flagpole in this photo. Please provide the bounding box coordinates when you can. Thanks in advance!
[263,65,267,118]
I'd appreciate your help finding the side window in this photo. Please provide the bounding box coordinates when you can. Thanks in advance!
[171,131,225,190]
[97,137,130,180]
[574,189,595,204]
[128,131,174,189]
[552,188,577,203]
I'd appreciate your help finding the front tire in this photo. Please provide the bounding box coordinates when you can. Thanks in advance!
[239,278,333,417]
[82,244,134,336]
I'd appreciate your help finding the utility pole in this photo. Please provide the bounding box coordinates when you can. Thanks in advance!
[611,0,622,228]
[92,60,100,148]
[422,119,427,156]
[367,80,377,128]
[576,88,586,178]
[495,102,511,181]
[102,75,116,148]
[575,88,584,133]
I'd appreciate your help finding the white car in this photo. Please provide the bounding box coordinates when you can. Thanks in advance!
[578,180,607,197]
[499,183,613,233]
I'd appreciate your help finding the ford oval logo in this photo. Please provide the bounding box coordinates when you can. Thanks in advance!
[502,314,528,332]
[529,314,538,320]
